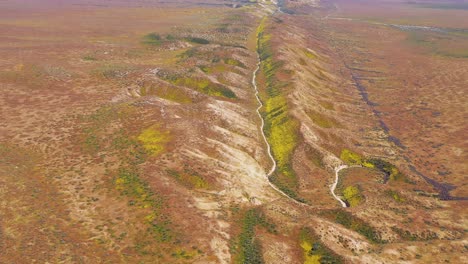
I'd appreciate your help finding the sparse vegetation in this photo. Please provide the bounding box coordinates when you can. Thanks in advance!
[164,74,236,99]
[299,227,343,264]
[233,208,276,264]
[186,37,210,44]
[93,64,133,79]
[391,227,438,241]
[142,33,163,46]
[224,58,246,68]
[114,167,172,242]
[306,110,339,128]
[82,54,97,61]
[304,145,324,168]
[322,210,384,244]
[385,190,405,202]
[166,169,209,189]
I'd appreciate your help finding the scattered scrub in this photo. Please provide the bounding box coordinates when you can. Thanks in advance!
[114,167,172,242]
[186,37,210,45]
[166,169,208,189]
[299,227,343,264]
[322,210,384,243]
[93,64,133,79]
[233,208,276,264]
[385,190,405,202]
[82,54,97,61]
[391,227,438,241]
[304,145,324,168]
[224,58,246,68]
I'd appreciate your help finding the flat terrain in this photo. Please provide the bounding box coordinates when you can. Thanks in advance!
[0,0,466,263]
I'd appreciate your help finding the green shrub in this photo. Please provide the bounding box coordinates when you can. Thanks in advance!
[234,209,276,264]
[142,33,162,46]
[299,227,343,264]
[114,167,172,242]
[322,210,384,243]
[186,37,210,44]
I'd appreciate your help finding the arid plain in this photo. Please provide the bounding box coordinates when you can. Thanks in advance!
[0,0,467,263]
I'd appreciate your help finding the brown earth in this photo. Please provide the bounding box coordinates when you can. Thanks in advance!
[0,0,466,263]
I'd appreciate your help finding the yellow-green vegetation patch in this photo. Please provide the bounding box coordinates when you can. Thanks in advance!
[306,110,339,128]
[299,227,343,264]
[321,210,385,243]
[199,64,228,74]
[137,125,171,157]
[304,49,318,60]
[140,84,192,104]
[342,185,363,207]
[340,149,364,165]
[319,100,335,110]
[166,169,209,189]
[233,208,276,264]
[385,189,406,203]
[224,58,246,68]
[168,75,236,99]
[257,17,301,200]
[142,33,162,46]
[340,149,409,183]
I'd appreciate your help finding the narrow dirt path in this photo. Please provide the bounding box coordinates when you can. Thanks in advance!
[251,57,304,205]
[331,165,348,207]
